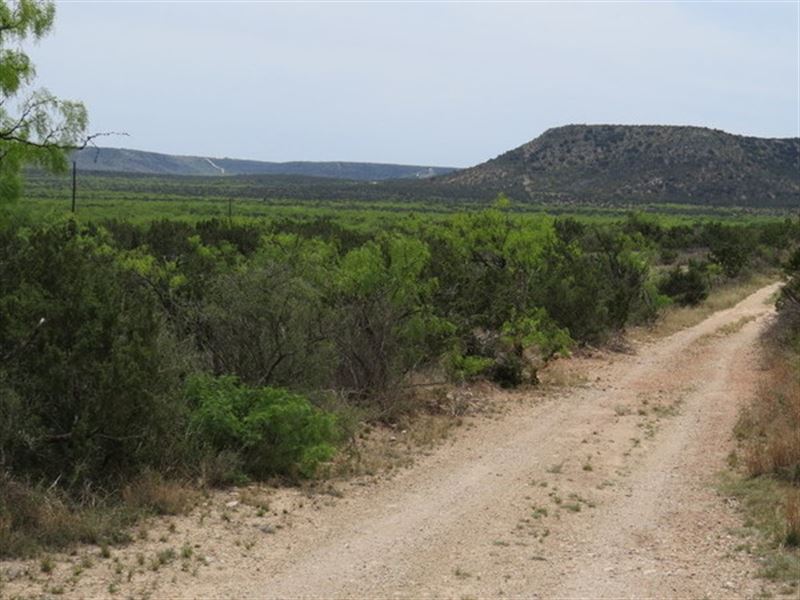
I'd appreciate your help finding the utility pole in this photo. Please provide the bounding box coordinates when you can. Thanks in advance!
[71,161,77,213]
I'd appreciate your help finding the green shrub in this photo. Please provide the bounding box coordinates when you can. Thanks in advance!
[705,223,755,278]
[186,374,339,479]
[0,221,191,489]
[494,309,573,386]
[332,234,453,398]
[444,351,494,383]
[658,262,710,306]
[501,308,573,360]
[200,237,337,389]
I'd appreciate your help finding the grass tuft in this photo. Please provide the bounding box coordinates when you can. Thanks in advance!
[121,471,197,516]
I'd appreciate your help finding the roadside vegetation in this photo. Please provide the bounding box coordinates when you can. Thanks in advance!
[1,201,797,558]
[723,249,800,585]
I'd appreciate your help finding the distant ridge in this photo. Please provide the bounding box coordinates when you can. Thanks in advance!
[63,126,800,209]
[71,146,458,181]
[438,125,800,208]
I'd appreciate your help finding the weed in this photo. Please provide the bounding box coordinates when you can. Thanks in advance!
[652,402,681,418]
[149,547,177,571]
[40,555,54,574]
[157,548,177,565]
[532,507,548,519]
[784,491,800,548]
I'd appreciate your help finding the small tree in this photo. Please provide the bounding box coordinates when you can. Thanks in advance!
[0,0,88,202]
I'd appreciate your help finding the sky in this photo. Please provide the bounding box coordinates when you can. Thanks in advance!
[23,1,800,167]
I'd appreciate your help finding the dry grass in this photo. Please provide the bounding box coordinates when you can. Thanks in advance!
[331,413,458,478]
[636,272,778,340]
[737,351,800,482]
[716,314,759,336]
[538,358,590,388]
[0,469,199,559]
[722,306,800,582]
[693,315,760,347]
[0,477,137,558]
[121,471,198,516]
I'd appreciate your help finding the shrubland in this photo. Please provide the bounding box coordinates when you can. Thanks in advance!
[0,205,797,557]
[1,0,797,568]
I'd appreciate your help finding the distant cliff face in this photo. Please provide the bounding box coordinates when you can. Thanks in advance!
[440,125,800,208]
[71,147,457,181]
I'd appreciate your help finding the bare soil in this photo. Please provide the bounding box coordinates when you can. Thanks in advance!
[1,283,782,599]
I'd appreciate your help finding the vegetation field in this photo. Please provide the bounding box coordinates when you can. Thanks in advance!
[20,170,793,226]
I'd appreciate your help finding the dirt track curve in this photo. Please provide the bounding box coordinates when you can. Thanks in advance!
[3,283,781,599]
[165,282,780,599]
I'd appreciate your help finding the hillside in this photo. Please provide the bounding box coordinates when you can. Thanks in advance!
[439,125,800,208]
[71,146,457,181]
[59,126,800,209]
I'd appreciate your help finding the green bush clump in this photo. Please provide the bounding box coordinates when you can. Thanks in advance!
[491,309,573,387]
[0,220,190,489]
[332,233,454,401]
[658,262,710,306]
[444,351,495,383]
[186,374,339,479]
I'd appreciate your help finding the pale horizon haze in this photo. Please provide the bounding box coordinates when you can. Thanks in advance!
[25,1,800,167]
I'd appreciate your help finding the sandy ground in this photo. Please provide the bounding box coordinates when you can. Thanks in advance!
[1,283,782,599]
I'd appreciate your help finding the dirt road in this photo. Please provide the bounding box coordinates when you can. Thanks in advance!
[162,282,777,599]
[3,283,781,599]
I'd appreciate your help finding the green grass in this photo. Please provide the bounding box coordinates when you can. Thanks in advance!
[718,473,800,584]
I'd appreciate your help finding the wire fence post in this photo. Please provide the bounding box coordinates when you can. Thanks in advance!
[71,161,77,213]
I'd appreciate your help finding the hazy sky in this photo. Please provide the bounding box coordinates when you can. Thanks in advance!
[25,1,800,167]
